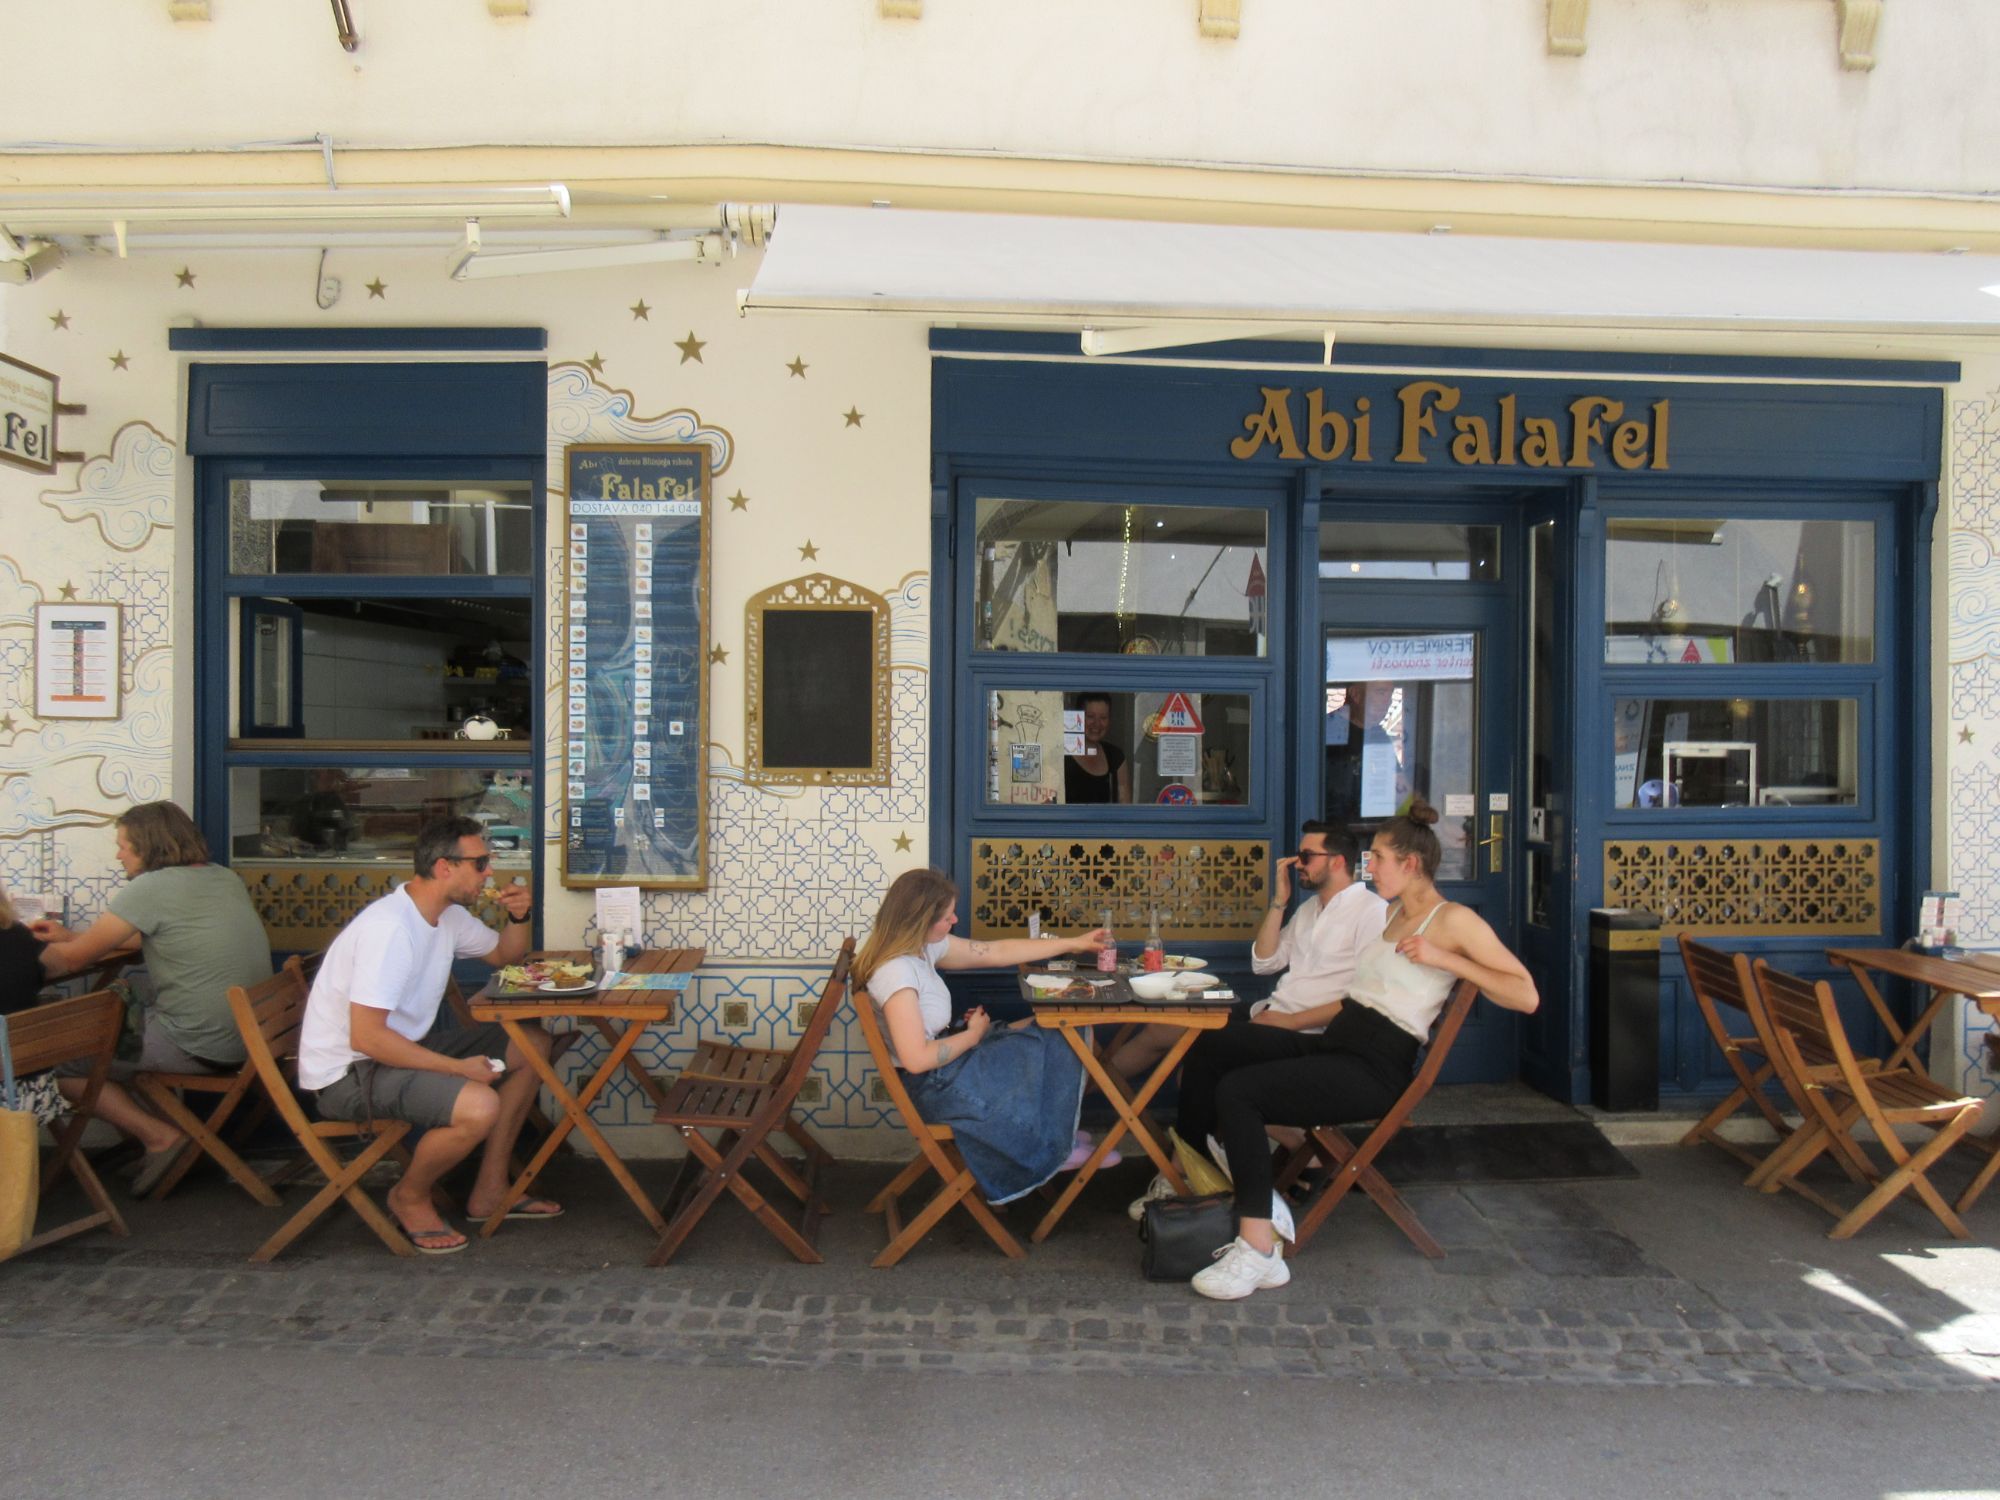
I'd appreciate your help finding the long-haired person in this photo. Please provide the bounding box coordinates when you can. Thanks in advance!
[1166,800,1538,1300]
[32,802,274,1196]
[0,882,69,1129]
[855,868,1112,1204]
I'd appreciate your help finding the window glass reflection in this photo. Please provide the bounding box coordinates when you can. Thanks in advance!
[1605,517,1873,664]
[229,479,534,577]
[983,689,1254,806]
[974,500,1268,657]
[1319,522,1500,582]
[230,766,536,863]
[1611,698,1859,808]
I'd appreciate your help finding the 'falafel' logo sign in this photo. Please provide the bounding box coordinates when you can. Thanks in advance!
[0,352,59,476]
[1229,381,1670,471]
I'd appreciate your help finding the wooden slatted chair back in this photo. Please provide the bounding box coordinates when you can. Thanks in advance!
[7,988,123,1076]
[225,957,315,1137]
[1680,935,1753,1018]
[1750,959,1849,1082]
[850,968,938,1137]
[776,939,854,1099]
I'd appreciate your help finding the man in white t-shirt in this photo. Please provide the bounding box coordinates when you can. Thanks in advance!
[298,816,548,1255]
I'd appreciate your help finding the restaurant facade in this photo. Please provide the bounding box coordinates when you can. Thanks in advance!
[5,2,2000,1153]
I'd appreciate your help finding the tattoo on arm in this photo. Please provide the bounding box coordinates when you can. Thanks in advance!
[967,941,993,960]
[934,1040,951,1068]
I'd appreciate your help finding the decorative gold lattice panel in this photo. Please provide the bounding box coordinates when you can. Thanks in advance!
[970,838,1269,941]
[237,863,511,952]
[1601,839,1880,936]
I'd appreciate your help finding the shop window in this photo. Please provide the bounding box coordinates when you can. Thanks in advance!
[236,596,533,744]
[1611,698,1859,809]
[229,765,535,869]
[974,499,1268,657]
[1318,521,1500,582]
[229,478,534,577]
[984,688,1254,808]
[1604,517,1874,664]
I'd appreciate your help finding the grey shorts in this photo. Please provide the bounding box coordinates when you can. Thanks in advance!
[57,1013,241,1082]
[314,1022,513,1130]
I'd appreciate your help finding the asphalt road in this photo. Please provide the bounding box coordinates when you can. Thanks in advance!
[6,1341,1995,1500]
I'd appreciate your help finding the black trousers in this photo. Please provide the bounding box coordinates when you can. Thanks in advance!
[1173,1003,1419,1220]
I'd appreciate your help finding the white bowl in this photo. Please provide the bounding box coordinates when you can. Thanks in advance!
[1128,971,1181,1000]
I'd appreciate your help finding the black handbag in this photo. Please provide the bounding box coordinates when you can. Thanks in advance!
[1138,1192,1236,1281]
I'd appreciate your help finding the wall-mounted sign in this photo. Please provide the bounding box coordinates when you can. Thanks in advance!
[34,602,121,719]
[0,353,59,475]
[1231,381,1670,472]
[561,444,710,890]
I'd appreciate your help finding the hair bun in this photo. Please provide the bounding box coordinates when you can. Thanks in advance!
[1405,798,1440,827]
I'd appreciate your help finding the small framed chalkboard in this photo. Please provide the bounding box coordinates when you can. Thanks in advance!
[745,573,891,786]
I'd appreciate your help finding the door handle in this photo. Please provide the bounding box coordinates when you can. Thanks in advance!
[1478,813,1504,873]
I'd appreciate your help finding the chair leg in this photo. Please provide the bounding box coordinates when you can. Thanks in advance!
[648,1131,735,1267]
[134,1077,281,1207]
[867,1151,934,1214]
[252,1130,412,1263]
[1829,1113,1977,1241]
[1956,1136,2000,1215]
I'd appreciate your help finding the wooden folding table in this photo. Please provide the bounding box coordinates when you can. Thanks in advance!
[468,946,702,1237]
[1019,969,1233,1243]
[1825,947,2000,1072]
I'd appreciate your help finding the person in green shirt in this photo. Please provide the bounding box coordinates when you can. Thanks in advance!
[34,801,274,1196]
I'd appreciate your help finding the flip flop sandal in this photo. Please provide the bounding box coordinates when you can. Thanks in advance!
[403,1225,469,1256]
[128,1143,188,1199]
[497,1198,564,1221]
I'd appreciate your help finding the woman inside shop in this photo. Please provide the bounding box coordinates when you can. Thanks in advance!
[857,868,1114,1203]
[1162,800,1538,1301]
[1064,692,1131,804]
[32,801,274,1197]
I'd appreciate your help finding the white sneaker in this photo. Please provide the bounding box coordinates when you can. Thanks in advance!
[1127,1174,1177,1222]
[1270,1192,1296,1245]
[1192,1236,1292,1301]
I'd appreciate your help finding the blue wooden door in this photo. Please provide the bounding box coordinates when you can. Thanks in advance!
[1317,508,1523,1083]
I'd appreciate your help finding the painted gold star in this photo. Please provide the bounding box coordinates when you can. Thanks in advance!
[675,331,706,364]
[175,266,196,288]
[108,351,130,371]
[630,298,651,321]
[48,310,70,330]
[727,490,749,512]
[893,833,912,853]
[786,356,808,378]
[798,540,819,561]
[58,581,78,600]
[843,407,863,427]
[584,352,606,374]
[708,644,729,665]
[0,714,16,735]
[366,278,387,299]
[1960,726,1977,744]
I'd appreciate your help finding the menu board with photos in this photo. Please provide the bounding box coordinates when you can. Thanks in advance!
[561,444,710,889]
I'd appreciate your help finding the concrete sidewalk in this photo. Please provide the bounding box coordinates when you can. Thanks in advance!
[7,1123,2000,1394]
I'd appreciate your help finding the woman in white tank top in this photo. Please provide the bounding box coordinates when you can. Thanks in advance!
[1178,801,1538,1302]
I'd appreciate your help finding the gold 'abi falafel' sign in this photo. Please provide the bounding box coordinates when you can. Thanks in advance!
[1229,381,1670,471]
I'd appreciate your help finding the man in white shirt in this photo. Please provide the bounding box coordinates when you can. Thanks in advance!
[298,816,550,1255]
[1108,823,1387,1079]
[1245,823,1388,1031]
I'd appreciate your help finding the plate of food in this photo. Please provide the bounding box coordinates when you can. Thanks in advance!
[1026,973,1111,993]
[540,978,596,994]
[1175,972,1221,991]
[494,959,593,996]
[1160,954,1208,971]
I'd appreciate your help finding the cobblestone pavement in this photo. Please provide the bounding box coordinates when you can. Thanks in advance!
[7,1145,2000,1393]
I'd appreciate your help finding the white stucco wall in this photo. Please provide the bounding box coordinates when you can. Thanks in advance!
[2,0,1995,195]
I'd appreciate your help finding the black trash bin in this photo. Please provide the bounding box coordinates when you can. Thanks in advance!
[1589,907,1664,1112]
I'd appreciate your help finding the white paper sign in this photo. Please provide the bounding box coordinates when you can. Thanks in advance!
[595,885,641,940]
[1157,733,1200,777]
[1444,793,1476,817]
[1489,793,1510,812]
[34,603,121,719]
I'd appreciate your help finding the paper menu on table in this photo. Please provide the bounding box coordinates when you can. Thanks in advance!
[594,885,642,941]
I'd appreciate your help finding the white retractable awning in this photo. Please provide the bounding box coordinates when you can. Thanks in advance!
[742,206,2000,341]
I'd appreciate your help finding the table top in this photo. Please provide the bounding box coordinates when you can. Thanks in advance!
[1014,963,1238,1017]
[469,946,703,1020]
[1825,947,2000,999]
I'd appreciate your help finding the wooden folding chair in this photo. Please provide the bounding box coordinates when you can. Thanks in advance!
[1676,936,1809,1175]
[131,1000,284,1206]
[1749,958,1998,1239]
[851,975,1026,1268]
[648,938,853,1265]
[7,989,130,1255]
[1270,979,1478,1259]
[227,958,418,1261]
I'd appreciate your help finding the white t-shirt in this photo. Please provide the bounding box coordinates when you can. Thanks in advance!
[297,885,501,1090]
[1249,881,1390,1030]
[865,937,953,1041]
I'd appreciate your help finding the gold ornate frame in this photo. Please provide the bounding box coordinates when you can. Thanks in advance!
[744,572,891,787]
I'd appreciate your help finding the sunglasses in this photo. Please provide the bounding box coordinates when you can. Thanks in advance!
[443,854,493,872]
[1294,848,1331,863]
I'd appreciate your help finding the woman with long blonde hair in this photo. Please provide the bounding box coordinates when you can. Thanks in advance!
[858,868,1111,1204]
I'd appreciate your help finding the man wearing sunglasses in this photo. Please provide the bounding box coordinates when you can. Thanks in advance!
[1245,822,1388,1031]
[298,815,555,1255]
